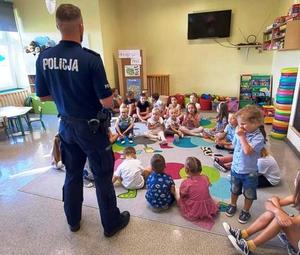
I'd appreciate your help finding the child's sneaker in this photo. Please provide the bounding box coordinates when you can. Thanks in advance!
[228,235,252,255]
[277,232,289,247]
[228,235,251,255]
[118,137,125,144]
[83,179,94,188]
[226,204,237,217]
[213,160,229,172]
[83,168,95,181]
[128,134,134,144]
[239,210,251,224]
[216,144,225,150]
[222,222,242,241]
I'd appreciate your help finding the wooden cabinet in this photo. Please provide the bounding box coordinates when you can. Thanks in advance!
[263,19,300,51]
[284,20,300,50]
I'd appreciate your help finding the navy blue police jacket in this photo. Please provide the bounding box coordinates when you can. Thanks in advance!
[35,40,112,119]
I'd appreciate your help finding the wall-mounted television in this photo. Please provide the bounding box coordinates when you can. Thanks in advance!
[188,10,232,39]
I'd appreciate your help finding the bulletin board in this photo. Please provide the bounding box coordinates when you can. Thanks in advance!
[117,49,146,98]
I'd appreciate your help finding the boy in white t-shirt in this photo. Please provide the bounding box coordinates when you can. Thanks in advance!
[112,147,151,189]
[257,147,281,187]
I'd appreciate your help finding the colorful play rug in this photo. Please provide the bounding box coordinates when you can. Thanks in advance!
[19,120,293,246]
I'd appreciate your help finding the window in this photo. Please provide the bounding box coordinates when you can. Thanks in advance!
[0,31,29,91]
[0,33,16,90]
[0,2,28,92]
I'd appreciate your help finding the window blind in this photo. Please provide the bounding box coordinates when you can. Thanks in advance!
[0,2,17,32]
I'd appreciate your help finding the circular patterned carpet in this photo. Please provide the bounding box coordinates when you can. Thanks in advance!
[210,177,231,200]
[111,119,230,201]
[200,118,216,128]
[173,136,214,148]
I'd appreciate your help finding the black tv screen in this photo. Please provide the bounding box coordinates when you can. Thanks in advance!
[188,10,232,39]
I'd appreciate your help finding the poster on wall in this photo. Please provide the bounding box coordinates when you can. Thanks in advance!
[124,65,140,77]
[126,78,141,98]
[130,57,141,65]
[118,49,140,59]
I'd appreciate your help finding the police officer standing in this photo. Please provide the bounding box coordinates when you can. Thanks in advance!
[35,4,130,237]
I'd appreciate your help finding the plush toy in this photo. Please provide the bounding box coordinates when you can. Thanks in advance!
[25,36,56,55]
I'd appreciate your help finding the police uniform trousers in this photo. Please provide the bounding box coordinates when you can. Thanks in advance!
[59,117,122,233]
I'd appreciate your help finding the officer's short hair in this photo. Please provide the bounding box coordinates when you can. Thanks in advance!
[56,4,82,23]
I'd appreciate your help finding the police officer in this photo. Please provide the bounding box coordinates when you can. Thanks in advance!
[35,4,130,237]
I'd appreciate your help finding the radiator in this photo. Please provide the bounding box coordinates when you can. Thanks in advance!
[0,88,30,107]
[147,75,170,96]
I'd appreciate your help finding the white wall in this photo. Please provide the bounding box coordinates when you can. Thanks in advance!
[287,61,300,153]
[271,50,300,98]
[118,0,276,96]
[271,51,300,152]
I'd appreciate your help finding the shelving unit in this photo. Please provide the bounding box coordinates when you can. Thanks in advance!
[263,19,300,50]
[239,74,272,108]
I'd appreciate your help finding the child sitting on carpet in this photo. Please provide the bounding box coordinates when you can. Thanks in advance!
[112,147,150,190]
[215,112,238,151]
[164,108,184,140]
[223,170,300,255]
[225,105,265,224]
[203,101,228,139]
[151,92,165,114]
[111,88,123,115]
[123,90,137,117]
[179,103,203,136]
[257,147,281,188]
[51,133,64,170]
[189,93,201,111]
[145,108,167,145]
[214,147,280,189]
[177,157,219,225]
[115,106,134,144]
[145,154,175,210]
[165,96,182,119]
[51,131,118,169]
[136,92,151,122]
[213,154,233,172]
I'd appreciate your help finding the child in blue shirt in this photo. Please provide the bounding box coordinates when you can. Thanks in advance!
[226,105,265,224]
[145,154,175,210]
[115,106,134,144]
[203,102,228,139]
[215,112,238,151]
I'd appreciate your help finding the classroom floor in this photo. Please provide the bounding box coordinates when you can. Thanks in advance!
[0,114,299,255]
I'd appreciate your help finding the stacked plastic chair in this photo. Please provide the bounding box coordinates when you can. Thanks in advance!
[271,67,298,140]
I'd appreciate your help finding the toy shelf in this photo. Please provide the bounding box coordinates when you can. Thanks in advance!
[239,74,272,109]
[263,19,300,51]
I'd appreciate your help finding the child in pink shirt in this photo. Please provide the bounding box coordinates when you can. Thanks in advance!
[178,157,219,228]
[179,103,203,136]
